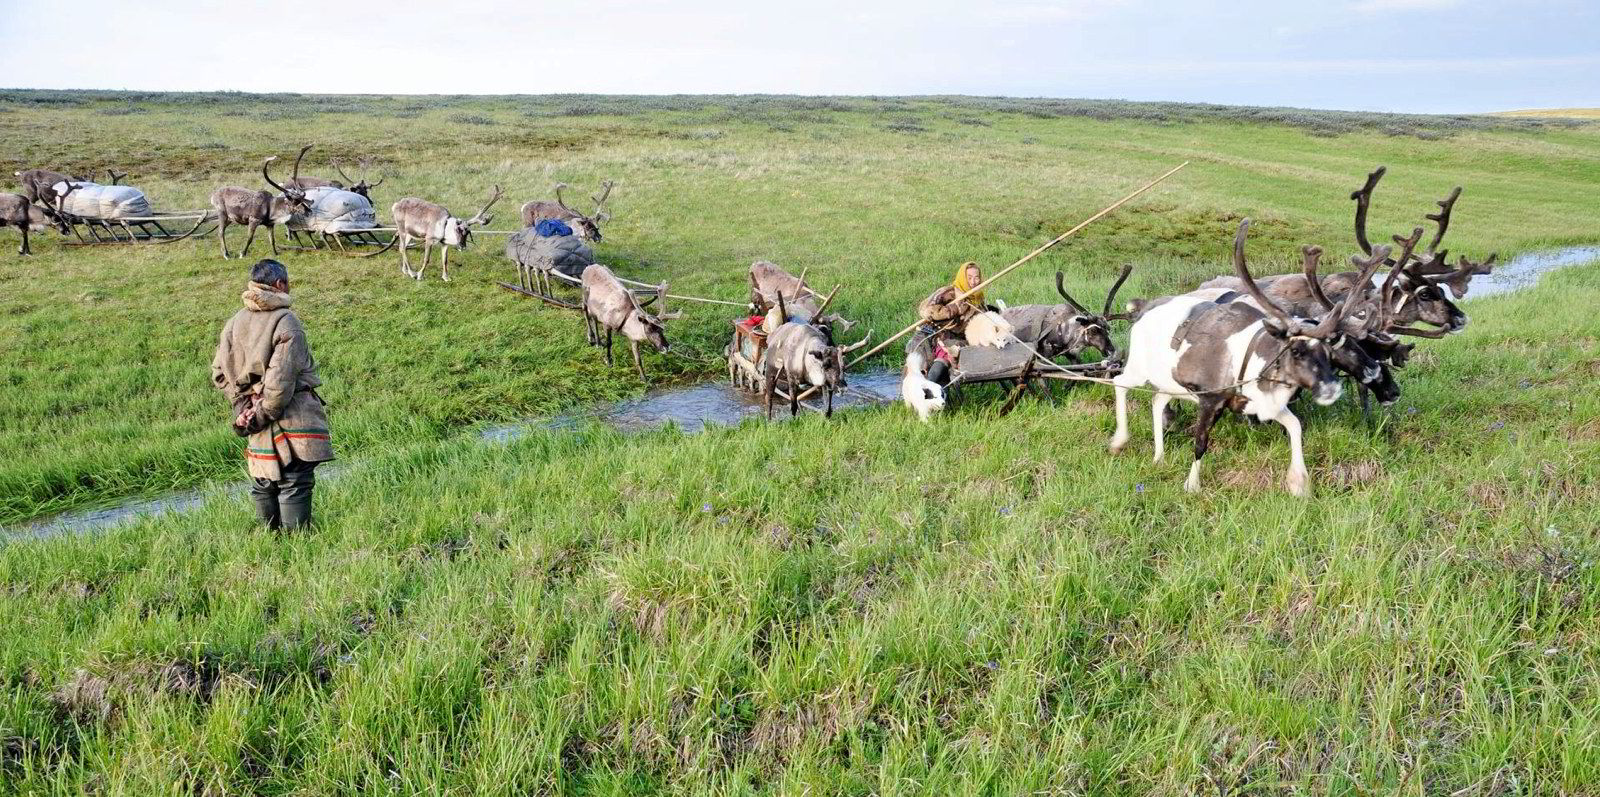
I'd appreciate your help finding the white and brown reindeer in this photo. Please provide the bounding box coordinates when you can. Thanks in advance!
[209,157,312,259]
[581,264,678,380]
[520,181,612,242]
[761,292,868,419]
[390,185,503,281]
[1110,220,1387,496]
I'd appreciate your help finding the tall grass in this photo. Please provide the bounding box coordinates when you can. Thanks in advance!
[1,262,1597,794]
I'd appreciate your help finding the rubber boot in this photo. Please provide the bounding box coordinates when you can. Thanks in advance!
[277,463,317,530]
[927,359,951,386]
[250,478,281,529]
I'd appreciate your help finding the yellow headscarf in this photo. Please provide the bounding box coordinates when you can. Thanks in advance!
[953,261,984,308]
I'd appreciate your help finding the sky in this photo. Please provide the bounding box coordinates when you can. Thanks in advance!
[1,0,1595,113]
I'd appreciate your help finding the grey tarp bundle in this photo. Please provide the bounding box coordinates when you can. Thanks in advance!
[53,181,153,220]
[504,228,595,279]
[950,344,1035,383]
[289,187,378,233]
[905,326,1034,383]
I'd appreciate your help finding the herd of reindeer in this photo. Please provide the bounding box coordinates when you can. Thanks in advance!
[2,154,1495,496]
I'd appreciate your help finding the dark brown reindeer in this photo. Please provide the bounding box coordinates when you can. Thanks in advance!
[281,145,342,193]
[581,264,678,380]
[14,168,82,207]
[520,181,612,242]
[0,192,68,255]
[1198,167,1493,339]
[332,158,383,200]
[1000,266,1131,363]
[1348,167,1494,337]
[209,157,311,259]
[390,186,503,282]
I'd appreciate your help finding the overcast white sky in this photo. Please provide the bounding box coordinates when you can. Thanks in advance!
[2,0,1595,112]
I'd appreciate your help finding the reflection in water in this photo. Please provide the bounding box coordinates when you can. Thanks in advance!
[1465,246,1599,299]
[480,368,902,442]
[10,245,1596,540]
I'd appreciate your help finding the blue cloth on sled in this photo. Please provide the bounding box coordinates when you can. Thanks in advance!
[535,219,574,238]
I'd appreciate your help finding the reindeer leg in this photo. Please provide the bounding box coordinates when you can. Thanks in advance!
[1186,396,1226,493]
[1150,391,1173,464]
[1274,409,1311,497]
[398,233,412,277]
[268,225,279,256]
[19,224,30,256]
[764,366,776,420]
[240,223,258,257]
[631,339,645,381]
[1358,382,1373,426]
[1109,379,1133,453]
[603,328,614,365]
[218,218,231,259]
[789,375,799,418]
[825,387,834,418]
[441,245,450,282]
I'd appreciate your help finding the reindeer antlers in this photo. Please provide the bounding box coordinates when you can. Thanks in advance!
[1232,219,1299,330]
[1301,245,1335,310]
[1350,166,1386,257]
[468,185,504,226]
[554,182,574,213]
[1102,264,1133,318]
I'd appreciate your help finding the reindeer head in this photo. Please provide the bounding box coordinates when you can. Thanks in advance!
[444,185,505,249]
[1050,264,1132,361]
[554,180,612,242]
[261,156,312,222]
[334,157,385,200]
[1351,167,1491,335]
[1235,220,1388,406]
[623,309,672,353]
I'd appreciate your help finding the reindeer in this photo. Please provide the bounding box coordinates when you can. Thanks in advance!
[281,145,342,193]
[762,293,869,419]
[1199,167,1492,339]
[1192,241,1410,410]
[581,265,677,380]
[520,181,612,242]
[1001,266,1131,363]
[332,157,383,200]
[748,260,857,332]
[208,157,311,259]
[14,169,81,206]
[0,193,68,255]
[390,186,503,281]
[1110,220,1386,496]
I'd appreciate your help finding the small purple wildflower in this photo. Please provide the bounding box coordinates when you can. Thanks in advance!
[700,502,713,513]
[1135,483,1145,493]
[998,505,1014,517]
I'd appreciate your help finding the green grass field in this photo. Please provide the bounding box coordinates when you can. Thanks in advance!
[2,92,1599,794]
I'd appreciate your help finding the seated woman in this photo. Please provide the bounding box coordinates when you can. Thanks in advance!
[914,261,992,384]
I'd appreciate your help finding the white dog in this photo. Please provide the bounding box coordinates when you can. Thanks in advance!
[901,351,946,421]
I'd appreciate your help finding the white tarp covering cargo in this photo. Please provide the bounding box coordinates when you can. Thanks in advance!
[290,187,378,233]
[53,181,153,220]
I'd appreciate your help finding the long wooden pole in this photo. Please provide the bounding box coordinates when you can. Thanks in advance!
[843,161,1189,370]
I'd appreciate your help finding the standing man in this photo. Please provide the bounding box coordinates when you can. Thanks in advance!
[212,259,333,529]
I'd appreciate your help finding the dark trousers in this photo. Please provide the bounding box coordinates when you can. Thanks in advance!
[250,459,318,529]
